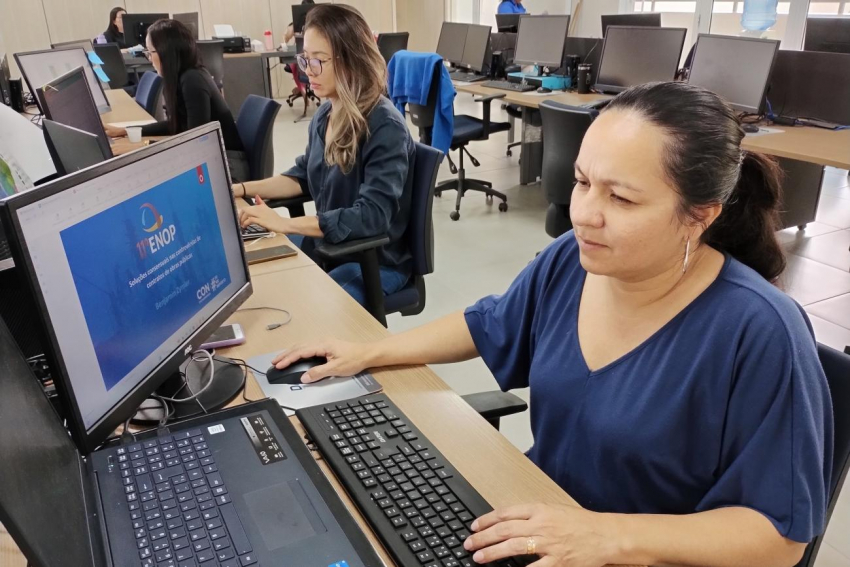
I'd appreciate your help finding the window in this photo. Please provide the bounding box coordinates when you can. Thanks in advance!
[709,1,791,42]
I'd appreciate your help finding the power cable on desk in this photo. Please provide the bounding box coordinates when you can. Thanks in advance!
[236,306,293,329]
[213,355,297,413]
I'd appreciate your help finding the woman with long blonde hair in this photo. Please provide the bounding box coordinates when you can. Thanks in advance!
[236,3,415,306]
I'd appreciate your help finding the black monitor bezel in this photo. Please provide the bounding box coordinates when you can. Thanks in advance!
[122,13,170,47]
[594,25,687,94]
[513,14,572,68]
[436,21,469,65]
[0,123,253,454]
[804,17,850,54]
[459,23,492,73]
[50,39,94,52]
[600,12,661,37]
[687,33,780,114]
[13,47,111,115]
[495,14,521,32]
[292,4,318,34]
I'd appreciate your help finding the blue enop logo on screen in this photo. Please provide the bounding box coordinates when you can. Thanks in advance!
[136,203,177,259]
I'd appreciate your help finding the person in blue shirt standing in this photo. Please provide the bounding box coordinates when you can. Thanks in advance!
[235,4,414,307]
[498,0,528,14]
[270,82,832,567]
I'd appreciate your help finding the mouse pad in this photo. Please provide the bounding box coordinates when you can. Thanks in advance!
[247,351,382,416]
[243,480,326,551]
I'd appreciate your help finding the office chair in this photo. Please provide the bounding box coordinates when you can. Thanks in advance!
[285,63,321,122]
[539,101,598,238]
[134,71,162,116]
[314,142,442,327]
[505,105,522,157]
[795,343,850,567]
[196,40,225,91]
[377,32,410,64]
[409,62,511,221]
[235,95,282,181]
[92,43,129,90]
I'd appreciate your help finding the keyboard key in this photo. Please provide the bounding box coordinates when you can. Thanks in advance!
[238,553,257,566]
[193,538,210,552]
[172,537,190,550]
[197,549,215,563]
[217,546,236,561]
[220,503,253,555]
[174,547,193,562]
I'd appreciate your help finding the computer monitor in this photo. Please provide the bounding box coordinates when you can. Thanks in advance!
[292,4,318,34]
[14,47,111,114]
[687,34,779,114]
[436,22,468,64]
[43,120,109,176]
[51,39,94,52]
[601,13,662,37]
[460,24,491,73]
[514,15,571,68]
[563,37,603,74]
[0,53,11,107]
[496,13,521,32]
[122,13,169,47]
[38,66,113,161]
[0,123,252,452]
[595,26,687,94]
[766,50,850,125]
[173,12,200,40]
[804,17,850,54]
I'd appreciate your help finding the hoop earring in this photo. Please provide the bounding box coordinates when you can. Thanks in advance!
[682,239,691,274]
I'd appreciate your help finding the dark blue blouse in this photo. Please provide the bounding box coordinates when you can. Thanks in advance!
[464,232,832,543]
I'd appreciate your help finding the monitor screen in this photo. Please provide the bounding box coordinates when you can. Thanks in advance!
[804,17,850,54]
[0,53,11,107]
[173,13,200,40]
[1,124,250,450]
[51,39,94,52]
[766,50,850,125]
[292,4,318,34]
[600,13,661,37]
[595,26,687,94]
[687,34,779,114]
[437,22,467,64]
[514,15,571,68]
[14,48,110,113]
[461,24,491,72]
[496,14,521,32]
[123,13,169,47]
[39,66,113,160]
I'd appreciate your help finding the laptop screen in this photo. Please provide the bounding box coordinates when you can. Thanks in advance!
[0,319,98,567]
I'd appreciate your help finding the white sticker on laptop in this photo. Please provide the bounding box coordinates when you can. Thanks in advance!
[208,424,226,435]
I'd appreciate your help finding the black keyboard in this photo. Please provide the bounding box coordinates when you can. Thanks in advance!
[115,429,257,567]
[481,80,536,93]
[240,223,271,240]
[298,395,532,567]
[450,72,488,83]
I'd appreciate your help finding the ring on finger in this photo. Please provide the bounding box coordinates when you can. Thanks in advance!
[526,537,536,555]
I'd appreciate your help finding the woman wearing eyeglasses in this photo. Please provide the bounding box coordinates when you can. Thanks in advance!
[104,19,249,181]
[235,4,415,307]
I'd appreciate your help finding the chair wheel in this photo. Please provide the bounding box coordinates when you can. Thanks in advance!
[499,202,508,212]
[449,165,458,174]
[486,195,493,204]
[506,150,512,157]
[435,191,442,198]
[286,101,293,107]
[470,157,480,167]
[450,211,460,221]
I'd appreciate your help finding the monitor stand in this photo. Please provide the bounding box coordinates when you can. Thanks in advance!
[131,355,245,424]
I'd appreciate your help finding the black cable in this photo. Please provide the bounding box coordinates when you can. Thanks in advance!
[214,356,296,413]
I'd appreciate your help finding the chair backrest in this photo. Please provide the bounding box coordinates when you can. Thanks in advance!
[196,40,225,89]
[236,95,282,181]
[92,43,128,89]
[796,343,850,567]
[539,101,597,206]
[377,32,410,64]
[405,142,443,277]
[407,61,445,144]
[134,71,162,116]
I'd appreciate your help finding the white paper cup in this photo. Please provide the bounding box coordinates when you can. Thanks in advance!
[126,127,143,143]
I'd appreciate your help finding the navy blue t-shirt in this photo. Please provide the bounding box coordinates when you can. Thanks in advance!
[464,232,832,543]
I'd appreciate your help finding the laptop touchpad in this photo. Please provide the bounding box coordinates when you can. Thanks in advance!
[244,480,327,551]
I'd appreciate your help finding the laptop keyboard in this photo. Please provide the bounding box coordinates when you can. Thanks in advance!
[116,429,257,567]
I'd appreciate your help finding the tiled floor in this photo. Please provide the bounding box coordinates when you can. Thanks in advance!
[270,94,850,565]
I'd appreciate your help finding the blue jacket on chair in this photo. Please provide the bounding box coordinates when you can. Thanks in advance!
[387,50,455,155]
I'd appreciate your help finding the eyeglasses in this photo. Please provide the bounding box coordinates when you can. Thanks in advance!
[142,49,157,60]
[297,54,332,76]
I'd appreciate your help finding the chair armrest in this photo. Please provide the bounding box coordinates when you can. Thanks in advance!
[461,391,528,429]
[474,93,506,139]
[314,234,391,260]
[261,194,313,218]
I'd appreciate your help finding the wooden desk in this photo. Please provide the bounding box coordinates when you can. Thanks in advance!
[101,89,155,125]
[742,125,850,170]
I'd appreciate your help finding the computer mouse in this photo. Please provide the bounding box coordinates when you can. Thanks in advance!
[537,87,552,94]
[265,356,329,385]
[742,123,760,134]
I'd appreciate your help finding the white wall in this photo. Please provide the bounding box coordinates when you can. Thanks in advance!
[571,0,620,37]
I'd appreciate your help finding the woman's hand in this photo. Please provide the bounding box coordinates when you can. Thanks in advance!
[271,338,374,383]
[238,195,289,233]
[464,503,620,567]
[104,124,127,138]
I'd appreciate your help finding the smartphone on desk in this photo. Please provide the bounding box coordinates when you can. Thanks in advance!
[245,244,297,265]
[200,323,245,350]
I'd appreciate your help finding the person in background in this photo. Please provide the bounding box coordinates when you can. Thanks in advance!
[235,4,414,307]
[103,20,249,182]
[498,0,527,14]
[101,7,128,48]
[283,0,316,44]
[269,82,832,567]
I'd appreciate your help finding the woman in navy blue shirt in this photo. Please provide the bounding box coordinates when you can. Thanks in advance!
[272,82,832,567]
